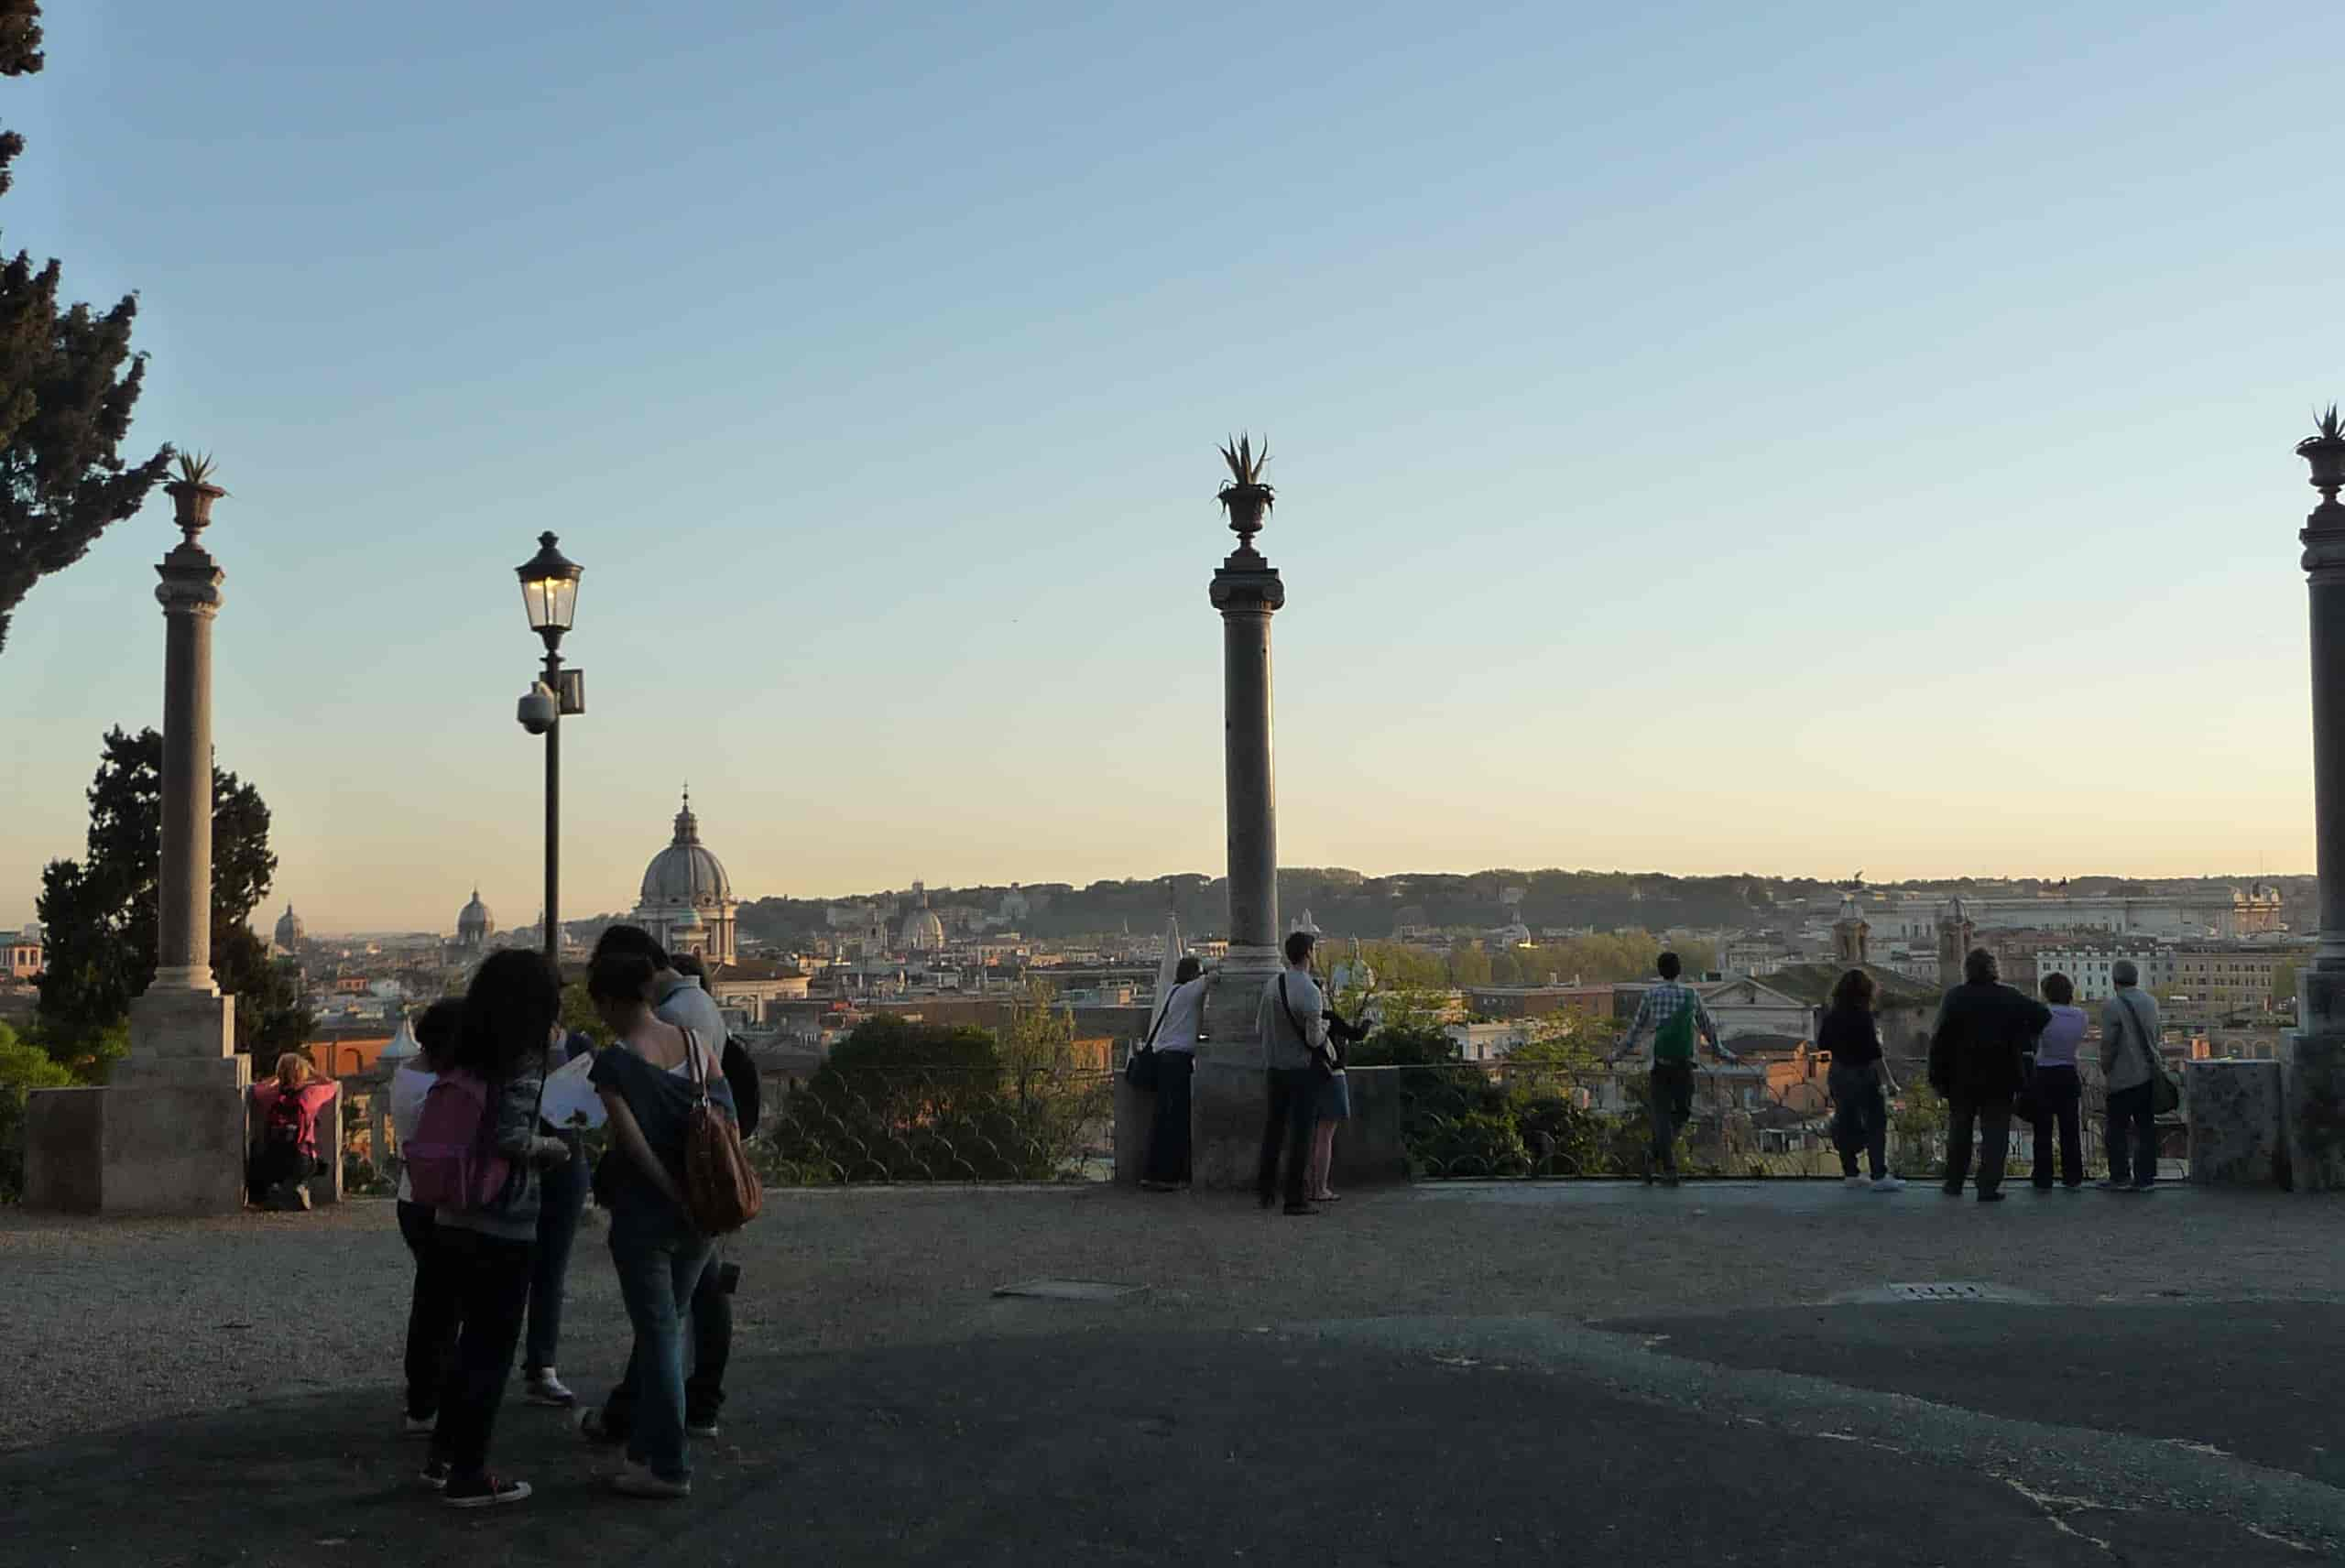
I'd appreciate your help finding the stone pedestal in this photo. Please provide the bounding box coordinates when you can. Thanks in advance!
[25,1048,251,1215]
[2284,1027,2345,1192]
[2185,1058,2287,1188]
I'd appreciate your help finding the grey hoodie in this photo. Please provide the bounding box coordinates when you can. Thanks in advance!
[2099,987,2162,1094]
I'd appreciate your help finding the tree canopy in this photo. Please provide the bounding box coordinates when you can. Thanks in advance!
[0,3,171,655]
[34,726,310,1063]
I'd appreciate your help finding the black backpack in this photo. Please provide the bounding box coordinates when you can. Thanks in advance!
[265,1084,307,1147]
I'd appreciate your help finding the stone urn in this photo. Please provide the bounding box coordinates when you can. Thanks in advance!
[2299,430,2345,498]
[1218,483,1272,545]
[165,478,226,539]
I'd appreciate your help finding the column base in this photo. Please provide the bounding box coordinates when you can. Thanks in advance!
[23,1069,252,1216]
[128,986,235,1060]
[2285,1029,2345,1192]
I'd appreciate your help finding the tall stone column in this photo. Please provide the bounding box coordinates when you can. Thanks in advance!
[1191,443,1286,1188]
[2289,410,2345,1191]
[27,470,249,1214]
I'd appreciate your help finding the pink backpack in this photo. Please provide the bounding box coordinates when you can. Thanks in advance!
[403,1068,509,1212]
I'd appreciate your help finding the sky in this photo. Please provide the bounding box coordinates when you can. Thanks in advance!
[2,2,2339,933]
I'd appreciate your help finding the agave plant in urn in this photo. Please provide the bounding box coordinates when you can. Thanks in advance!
[164,451,227,541]
[1216,433,1274,550]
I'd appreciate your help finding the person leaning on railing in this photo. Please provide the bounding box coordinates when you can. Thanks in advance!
[1609,952,1738,1187]
[2028,973,2088,1192]
[1819,968,1903,1192]
[1139,955,1219,1192]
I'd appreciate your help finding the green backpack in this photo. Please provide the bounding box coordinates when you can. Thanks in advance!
[1652,998,1696,1063]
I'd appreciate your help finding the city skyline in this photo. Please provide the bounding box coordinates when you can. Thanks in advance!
[3,5,2336,930]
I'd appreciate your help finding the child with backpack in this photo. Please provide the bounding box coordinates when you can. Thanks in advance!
[407,951,570,1508]
[246,1052,339,1209]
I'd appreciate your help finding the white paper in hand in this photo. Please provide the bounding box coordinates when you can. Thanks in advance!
[539,1048,606,1129]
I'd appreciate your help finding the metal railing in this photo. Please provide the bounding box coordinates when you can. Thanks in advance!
[746,1065,1116,1184]
[1390,1061,2187,1181]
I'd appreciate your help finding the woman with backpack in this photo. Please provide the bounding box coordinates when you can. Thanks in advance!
[1820,969,1903,1191]
[584,949,739,1499]
[246,1051,339,1208]
[418,949,569,1508]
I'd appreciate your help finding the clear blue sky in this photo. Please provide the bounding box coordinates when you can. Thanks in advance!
[3,2,2335,932]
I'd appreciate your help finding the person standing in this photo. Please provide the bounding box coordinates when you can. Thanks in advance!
[1819,969,1903,1191]
[582,949,736,1499]
[390,1000,464,1439]
[2030,973,2089,1192]
[1256,931,1333,1215]
[1140,957,1216,1191]
[1611,952,1736,1186]
[1927,949,2051,1203]
[583,929,742,1446]
[2099,960,2165,1192]
[423,949,569,1508]
[521,1022,591,1410]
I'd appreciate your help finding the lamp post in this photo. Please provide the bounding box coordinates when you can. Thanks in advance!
[515,532,583,965]
[2292,408,2345,1189]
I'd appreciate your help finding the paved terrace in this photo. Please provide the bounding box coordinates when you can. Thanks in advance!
[4,1182,2342,1565]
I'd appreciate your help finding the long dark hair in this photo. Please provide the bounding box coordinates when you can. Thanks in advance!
[1828,967,1876,1013]
[455,949,562,1083]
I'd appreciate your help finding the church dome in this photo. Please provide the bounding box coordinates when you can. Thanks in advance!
[459,888,492,932]
[900,891,945,953]
[274,904,305,949]
[1940,895,1970,923]
[640,791,731,905]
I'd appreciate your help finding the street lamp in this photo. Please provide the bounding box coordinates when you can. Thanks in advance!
[515,531,584,964]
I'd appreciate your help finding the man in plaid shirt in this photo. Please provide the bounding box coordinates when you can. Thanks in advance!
[1611,952,1737,1185]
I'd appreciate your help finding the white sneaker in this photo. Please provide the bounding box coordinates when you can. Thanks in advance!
[1843,1175,1867,1188]
[400,1412,436,1438]
[523,1369,576,1408]
[1870,1175,1906,1192]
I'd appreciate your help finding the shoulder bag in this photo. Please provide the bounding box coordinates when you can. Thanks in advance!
[1126,982,1182,1091]
[2116,991,2180,1116]
[1277,975,1336,1081]
[681,1028,763,1235]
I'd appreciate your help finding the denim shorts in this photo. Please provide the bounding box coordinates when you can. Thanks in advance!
[1316,1073,1351,1121]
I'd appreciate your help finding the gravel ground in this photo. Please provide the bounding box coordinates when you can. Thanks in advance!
[4,1180,2337,1454]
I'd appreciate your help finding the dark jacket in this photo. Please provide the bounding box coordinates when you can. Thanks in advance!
[1927,982,2052,1101]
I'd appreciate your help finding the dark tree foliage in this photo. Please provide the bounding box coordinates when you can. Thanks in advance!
[34,726,308,1059]
[0,2,170,655]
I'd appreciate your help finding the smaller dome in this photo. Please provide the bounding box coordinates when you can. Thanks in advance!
[459,889,493,932]
[671,903,706,931]
[1837,895,1865,924]
[274,904,305,948]
[1940,895,1970,923]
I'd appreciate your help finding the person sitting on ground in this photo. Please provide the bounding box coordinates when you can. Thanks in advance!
[2098,960,2165,1192]
[246,1051,340,1209]
[1927,949,2051,1204]
[1610,953,1737,1186]
[391,1000,465,1439]
[580,949,738,1499]
[2029,974,2088,1192]
[582,928,743,1450]
[1820,968,1903,1192]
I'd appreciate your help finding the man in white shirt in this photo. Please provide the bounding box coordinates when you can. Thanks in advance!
[1256,931,1334,1214]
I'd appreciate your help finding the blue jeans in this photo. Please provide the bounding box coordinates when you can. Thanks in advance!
[1827,1065,1887,1180]
[524,1145,588,1374]
[608,1228,714,1482]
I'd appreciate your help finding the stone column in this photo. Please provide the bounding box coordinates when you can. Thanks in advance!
[28,475,249,1214]
[2289,413,2345,1191]
[1190,478,1287,1189]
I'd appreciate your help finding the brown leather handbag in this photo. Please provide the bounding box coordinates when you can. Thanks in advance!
[681,1029,763,1235]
